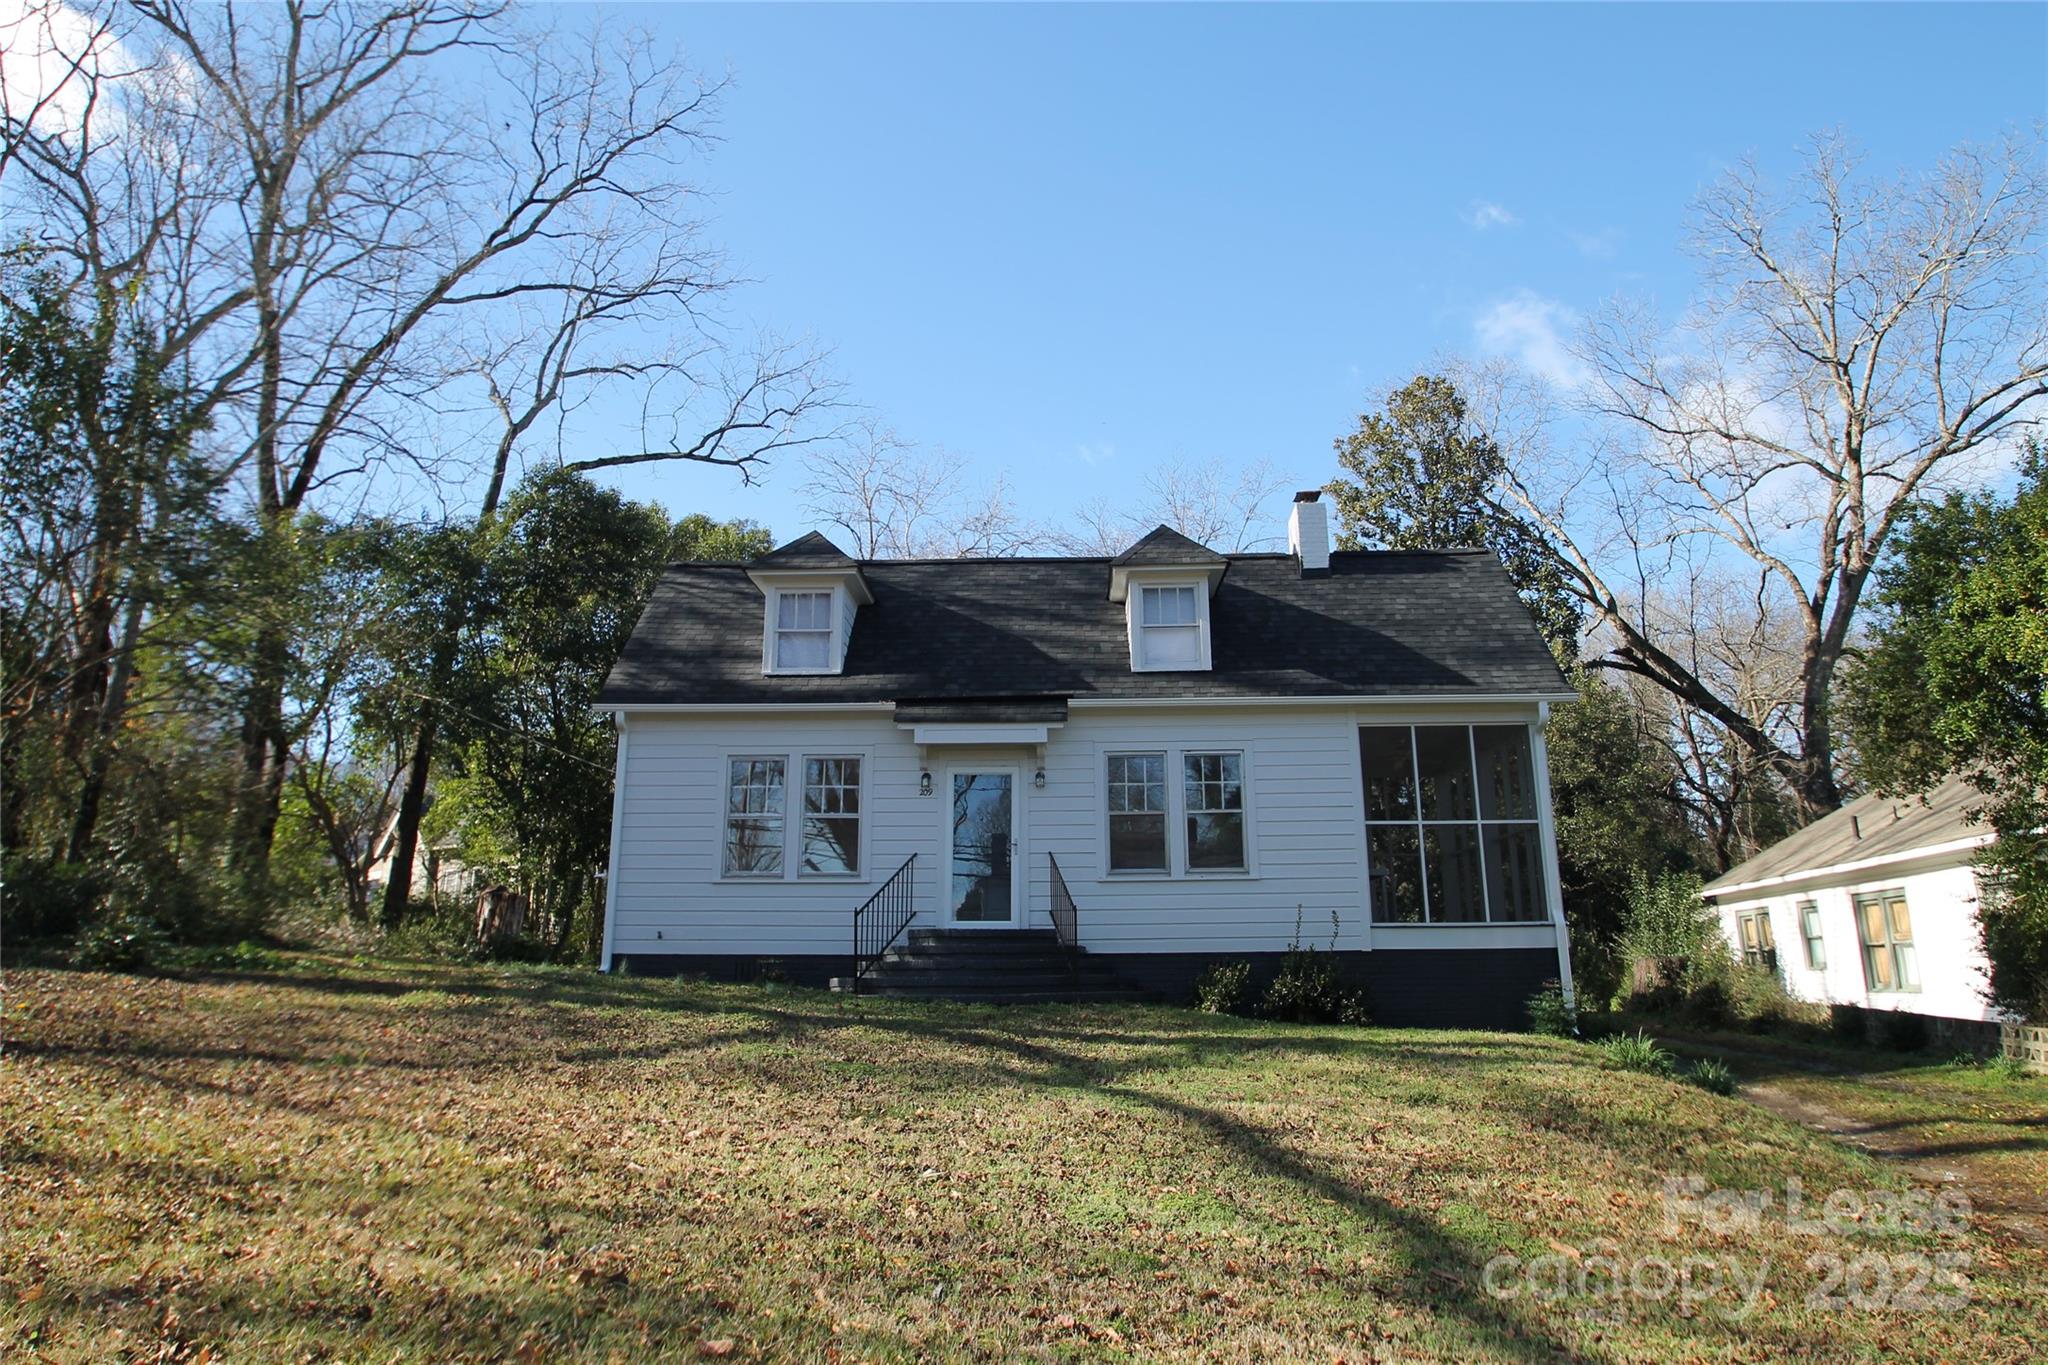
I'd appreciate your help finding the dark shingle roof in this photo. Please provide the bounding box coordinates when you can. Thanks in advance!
[755,531,858,568]
[1703,774,1989,896]
[600,548,1573,706]
[1112,525,1226,566]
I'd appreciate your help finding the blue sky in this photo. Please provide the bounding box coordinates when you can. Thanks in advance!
[585,3,2048,548]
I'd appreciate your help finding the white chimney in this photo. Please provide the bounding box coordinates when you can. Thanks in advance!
[1289,490,1330,576]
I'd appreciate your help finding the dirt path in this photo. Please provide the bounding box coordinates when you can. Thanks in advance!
[1673,1039,2048,1249]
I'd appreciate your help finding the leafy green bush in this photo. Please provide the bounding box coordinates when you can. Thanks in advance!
[1986,1052,2033,1083]
[1598,1030,1675,1076]
[1526,979,1576,1036]
[1724,961,1831,1032]
[1685,1058,1738,1095]
[1,855,100,939]
[1617,871,1716,966]
[73,910,172,972]
[1259,947,1371,1025]
[1195,960,1252,1014]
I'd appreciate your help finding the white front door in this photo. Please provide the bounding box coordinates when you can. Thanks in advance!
[947,768,1018,926]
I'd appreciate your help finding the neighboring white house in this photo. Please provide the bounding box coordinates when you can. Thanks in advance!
[593,493,1581,1027]
[1701,775,2001,1026]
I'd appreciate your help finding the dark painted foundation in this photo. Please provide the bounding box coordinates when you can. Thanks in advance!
[613,945,1562,1031]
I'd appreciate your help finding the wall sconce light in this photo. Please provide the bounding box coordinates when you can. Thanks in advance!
[1033,767,1046,789]
[919,770,933,797]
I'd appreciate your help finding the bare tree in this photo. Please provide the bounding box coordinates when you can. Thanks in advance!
[1486,133,2046,816]
[3,2,835,885]
[1052,457,1290,555]
[801,420,1030,558]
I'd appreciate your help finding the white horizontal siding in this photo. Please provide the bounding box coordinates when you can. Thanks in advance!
[606,702,1564,960]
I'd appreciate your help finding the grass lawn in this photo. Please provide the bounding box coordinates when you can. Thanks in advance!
[1643,1026,2048,1245]
[5,959,2044,1362]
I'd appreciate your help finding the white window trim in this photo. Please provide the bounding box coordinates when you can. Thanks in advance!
[1126,580,1213,673]
[762,586,843,676]
[714,748,872,883]
[1103,750,1171,876]
[719,753,790,880]
[1094,743,1257,881]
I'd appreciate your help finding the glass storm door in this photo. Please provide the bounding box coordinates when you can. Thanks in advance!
[949,771,1016,925]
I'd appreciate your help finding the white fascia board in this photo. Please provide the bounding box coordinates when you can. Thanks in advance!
[1108,562,1228,604]
[907,723,1053,746]
[1067,692,1578,709]
[1703,834,1995,901]
[744,567,874,605]
[592,701,894,716]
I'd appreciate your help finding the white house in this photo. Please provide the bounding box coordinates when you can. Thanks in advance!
[1701,775,2002,1028]
[593,493,1580,1027]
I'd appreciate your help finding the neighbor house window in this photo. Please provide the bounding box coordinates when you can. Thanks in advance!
[1799,901,1826,971]
[1737,910,1778,972]
[800,756,862,875]
[1856,891,1918,992]
[1361,724,1545,924]
[1134,584,1207,670]
[1106,752,1168,872]
[772,590,833,671]
[723,757,786,875]
[1184,752,1246,871]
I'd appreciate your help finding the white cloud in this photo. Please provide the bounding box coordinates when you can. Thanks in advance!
[1474,289,1590,391]
[1464,200,1519,231]
[1075,441,1116,467]
[0,1,132,139]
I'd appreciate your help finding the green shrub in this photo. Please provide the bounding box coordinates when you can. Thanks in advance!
[1,855,101,940]
[1725,962,1830,1032]
[1986,1052,2033,1083]
[1598,1029,1675,1076]
[73,909,172,972]
[1258,946,1371,1025]
[1617,871,1716,965]
[1685,1057,1738,1095]
[1526,979,1576,1036]
[1195,960,1252,1014]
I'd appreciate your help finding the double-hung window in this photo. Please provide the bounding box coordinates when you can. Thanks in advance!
[724,753,862,877]
[1134,585,1206,670]
[800,757,862,875]
[772,591,834,671]
[1103,748,1247,875]
[1798,901,1826,971]
[1856,890,1917,992]
[1737,910,1778,972]
[1184,752,1246,870]
[1360,724,1546,923]
[723,757,787,876]
[1106,753,1168,872]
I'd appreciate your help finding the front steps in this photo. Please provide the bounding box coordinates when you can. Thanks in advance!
[831,927,1149,1004]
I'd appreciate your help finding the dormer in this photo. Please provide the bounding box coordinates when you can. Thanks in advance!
[1108,526,1226,673]
[745,532,872,676]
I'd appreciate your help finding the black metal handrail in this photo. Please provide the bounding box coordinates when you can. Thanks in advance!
[852,854,917,993]
[1048,852,1078,967]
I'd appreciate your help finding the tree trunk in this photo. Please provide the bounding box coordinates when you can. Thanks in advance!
[379,707,437,929]
[66,590,146,861]
[230,620,292,885]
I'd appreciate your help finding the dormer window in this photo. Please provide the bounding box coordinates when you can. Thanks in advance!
[771,590,835,672]
[747,532,873,679]
[1136,584,1206,669]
